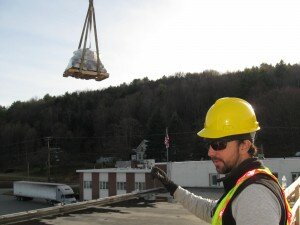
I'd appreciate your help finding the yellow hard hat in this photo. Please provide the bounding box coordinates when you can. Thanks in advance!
[197,97,260,139]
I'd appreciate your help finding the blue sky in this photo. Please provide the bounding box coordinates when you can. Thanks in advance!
[1,0,300,107]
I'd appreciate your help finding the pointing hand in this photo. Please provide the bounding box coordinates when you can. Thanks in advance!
[151,167,178,196]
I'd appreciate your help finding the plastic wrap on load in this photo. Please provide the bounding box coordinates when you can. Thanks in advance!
[65,48,107,73]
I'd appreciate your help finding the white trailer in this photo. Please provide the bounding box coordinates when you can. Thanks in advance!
[13,181,77,205]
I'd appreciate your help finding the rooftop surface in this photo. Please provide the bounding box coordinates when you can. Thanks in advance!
[15,198,209,225]
[12,188,223,225]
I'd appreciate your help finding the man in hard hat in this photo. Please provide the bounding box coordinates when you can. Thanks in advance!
[151,97,292,225]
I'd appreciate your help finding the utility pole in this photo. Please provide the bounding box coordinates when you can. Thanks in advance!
[45,137,52,182]
[25,150,29,178]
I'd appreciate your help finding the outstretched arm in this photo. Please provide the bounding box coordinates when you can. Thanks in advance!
[174,187,217,223]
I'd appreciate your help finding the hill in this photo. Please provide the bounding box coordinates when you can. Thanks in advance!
[0,61,299,175]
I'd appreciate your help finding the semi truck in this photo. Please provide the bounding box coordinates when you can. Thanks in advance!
[13,181,77,205]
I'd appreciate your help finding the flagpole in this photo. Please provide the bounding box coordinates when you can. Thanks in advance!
[167,146,169,162]
[165,127,169,162]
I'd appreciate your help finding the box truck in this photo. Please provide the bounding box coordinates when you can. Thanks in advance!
[14,181,77,205]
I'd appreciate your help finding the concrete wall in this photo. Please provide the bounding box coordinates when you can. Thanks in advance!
[83,173,92,200]
[262,158,300,185]
[116,173,126,195]
[99,172,108,198]
[168,161,218,187]
[168,158,300,187]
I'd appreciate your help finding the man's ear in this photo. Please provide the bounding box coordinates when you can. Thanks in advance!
[239,140,252,154]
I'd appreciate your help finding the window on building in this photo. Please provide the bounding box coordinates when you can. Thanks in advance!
[83,181,92,189]
[209,173,220,187]
[292,172,300,182]
[135,182,145,190]
[100,181,108,190]
[117,182,126,190]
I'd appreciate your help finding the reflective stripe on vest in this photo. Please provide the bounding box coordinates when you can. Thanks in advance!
[211,168,292,225]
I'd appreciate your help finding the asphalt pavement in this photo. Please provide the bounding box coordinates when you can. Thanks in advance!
[0,189,49,216]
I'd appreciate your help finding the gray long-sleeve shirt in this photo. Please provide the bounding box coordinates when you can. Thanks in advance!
[174,184,281,225]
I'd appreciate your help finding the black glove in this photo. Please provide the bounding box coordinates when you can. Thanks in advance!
[151,166,178,196]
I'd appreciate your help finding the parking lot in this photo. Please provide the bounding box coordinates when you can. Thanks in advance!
[0,189,49,216]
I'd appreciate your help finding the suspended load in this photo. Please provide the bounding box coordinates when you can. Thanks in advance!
[64,48,108,81]
[63,0,109,81]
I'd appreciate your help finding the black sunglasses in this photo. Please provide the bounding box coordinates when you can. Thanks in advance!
[207,138,250,151]
[206,138,239,151]
[208,140,229,151]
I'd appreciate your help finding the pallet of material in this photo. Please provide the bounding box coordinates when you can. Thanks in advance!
[63,68,109,81]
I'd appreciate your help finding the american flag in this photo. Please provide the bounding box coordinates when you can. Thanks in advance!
[164,127,170,149]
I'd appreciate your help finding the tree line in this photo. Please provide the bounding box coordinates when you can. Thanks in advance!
[0,60,299,172]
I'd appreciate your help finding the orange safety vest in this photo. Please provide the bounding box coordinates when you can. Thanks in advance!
[211,168,292,225]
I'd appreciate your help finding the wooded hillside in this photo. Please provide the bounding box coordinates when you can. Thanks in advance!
[0,61,299,171]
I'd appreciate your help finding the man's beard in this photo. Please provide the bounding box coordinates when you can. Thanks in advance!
[211,157,234,174]
[211,147,241,174]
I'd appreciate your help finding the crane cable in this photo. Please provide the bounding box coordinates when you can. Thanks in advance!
[77,0,100,73]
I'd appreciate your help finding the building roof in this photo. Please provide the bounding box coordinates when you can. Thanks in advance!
[76,168,151,173]
[13,194,212,225]
[14,181,69,187]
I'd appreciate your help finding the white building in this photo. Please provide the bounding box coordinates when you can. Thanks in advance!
[77,158,300,201]
[168,158,300,187]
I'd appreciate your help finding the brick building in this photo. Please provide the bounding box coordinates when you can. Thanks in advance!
[77,164,166,201]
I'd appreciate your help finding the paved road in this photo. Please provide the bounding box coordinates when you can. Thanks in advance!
[0,189,50,216]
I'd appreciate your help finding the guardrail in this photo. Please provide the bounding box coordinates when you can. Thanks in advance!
[285,177,300,225]
[0,187,163,225]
